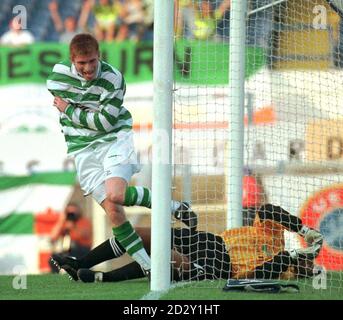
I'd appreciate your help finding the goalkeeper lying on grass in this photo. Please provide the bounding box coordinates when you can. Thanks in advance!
[51,204,324,283]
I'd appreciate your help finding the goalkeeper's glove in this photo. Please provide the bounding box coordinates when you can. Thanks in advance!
[289,243,322,260]
[298,226,324,247]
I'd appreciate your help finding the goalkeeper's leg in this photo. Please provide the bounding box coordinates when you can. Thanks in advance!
[69,226,190,272]
[51,227,151,280]
[78,246,185,283]
[78,261,145,283]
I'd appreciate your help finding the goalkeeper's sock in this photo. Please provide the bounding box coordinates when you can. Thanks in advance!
[78,237,125,269]
[112,221,151,271]
[124,186,151,208]
[103,262,145,282]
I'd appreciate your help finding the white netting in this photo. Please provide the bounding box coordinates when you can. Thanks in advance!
[172,0,343,293]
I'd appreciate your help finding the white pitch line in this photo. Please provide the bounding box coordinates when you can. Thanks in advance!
[140,281,194,300]
[140,290,167,300]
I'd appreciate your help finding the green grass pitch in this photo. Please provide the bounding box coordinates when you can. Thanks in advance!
[0,273,342,300]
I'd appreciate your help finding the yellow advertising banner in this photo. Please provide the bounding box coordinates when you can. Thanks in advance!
[306,120,343,161]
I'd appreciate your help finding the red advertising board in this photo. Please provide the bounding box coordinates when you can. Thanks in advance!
[300,185,343,270]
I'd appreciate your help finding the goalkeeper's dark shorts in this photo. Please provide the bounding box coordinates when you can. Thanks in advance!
[172,228,231,281]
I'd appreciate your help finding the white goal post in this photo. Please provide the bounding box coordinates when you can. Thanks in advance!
[226,0,247,229]
[151,0,174,292]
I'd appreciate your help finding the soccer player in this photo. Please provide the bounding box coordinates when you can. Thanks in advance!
[46,33,195,277]
[51,203,323,283]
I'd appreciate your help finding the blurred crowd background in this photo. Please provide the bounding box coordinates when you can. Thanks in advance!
[0,0,274,47]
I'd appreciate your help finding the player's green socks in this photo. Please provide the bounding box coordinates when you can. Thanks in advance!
[112,221,151,271]
[124,186,151,208]
[123,186,183,213]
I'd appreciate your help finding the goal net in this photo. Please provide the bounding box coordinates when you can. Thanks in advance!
[172,0,343,293]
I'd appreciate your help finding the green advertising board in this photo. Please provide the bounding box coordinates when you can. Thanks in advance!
[0,41,265,85]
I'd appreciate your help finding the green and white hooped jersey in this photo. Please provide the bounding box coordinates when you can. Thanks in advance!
[46,60,132,154]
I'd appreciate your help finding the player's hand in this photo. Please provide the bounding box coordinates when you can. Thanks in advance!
[53,96,69,113]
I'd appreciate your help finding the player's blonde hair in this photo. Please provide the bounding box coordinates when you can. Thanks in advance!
[70,33,99,58]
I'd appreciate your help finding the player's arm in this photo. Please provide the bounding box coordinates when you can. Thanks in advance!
[257,204,323,246]
[62,89,128,133]
[48,75,127,132]
[257,204,302,232]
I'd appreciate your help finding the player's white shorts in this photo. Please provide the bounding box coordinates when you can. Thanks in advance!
[74,131,140,204]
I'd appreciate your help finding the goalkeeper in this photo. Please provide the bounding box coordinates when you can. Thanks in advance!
[51,204,323,282]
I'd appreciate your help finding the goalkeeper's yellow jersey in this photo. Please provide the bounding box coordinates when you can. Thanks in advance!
[219,216,285,279]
